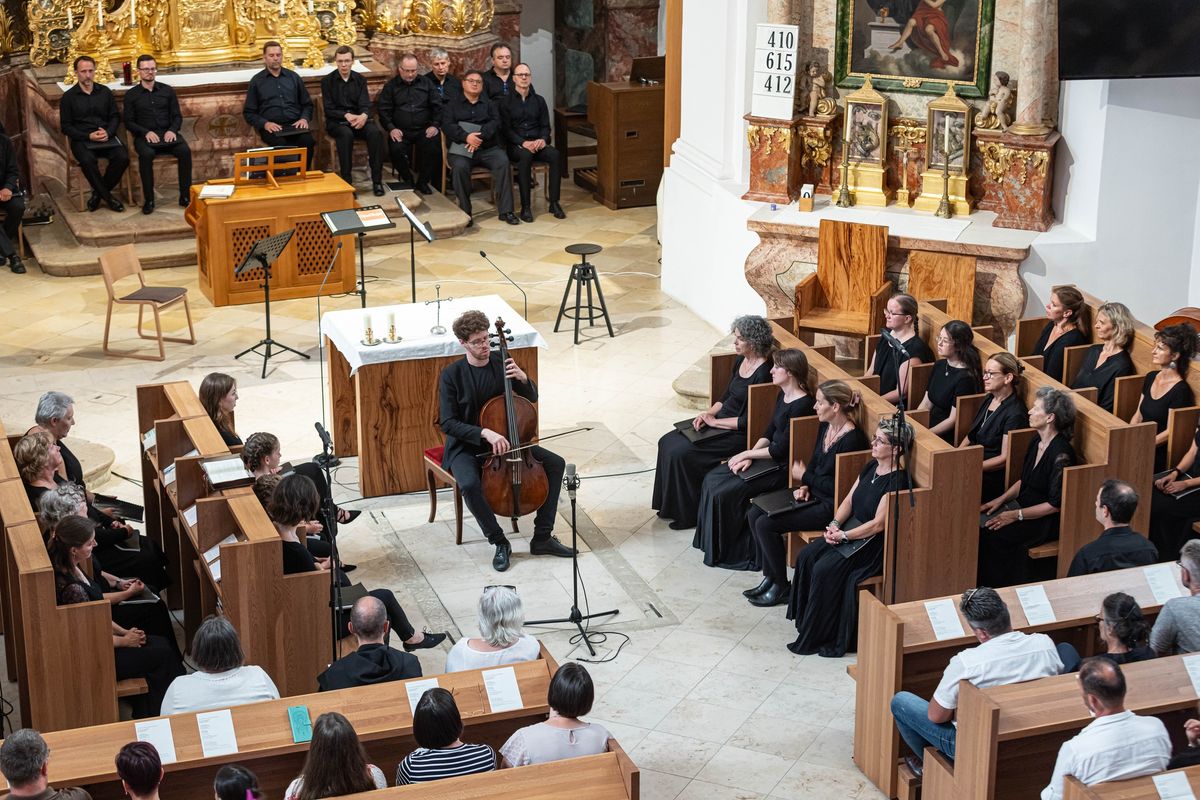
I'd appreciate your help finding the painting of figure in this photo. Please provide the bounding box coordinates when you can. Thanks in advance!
[927,110,967,170]
[846,102,884,164]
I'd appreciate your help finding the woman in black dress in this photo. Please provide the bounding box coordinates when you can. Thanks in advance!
[786,418,913,658]
[242,432,361,537]
[745,380,869,607]
[916,320,982,442]
[870,293,933,403]
[960,353,1027,503]
[979,387,1076,588]
[653,315,775,530]
[1069,302,1135,414]
[200,372,242,447]
[693,348,815,571]
[1095,592,1155,665]
[1149,416,1200,558]
[1030,285,1090,383]
[1131,323,1197,472]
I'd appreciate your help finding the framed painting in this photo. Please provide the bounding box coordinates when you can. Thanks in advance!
[844,78,888,166]
[834,0,995,98]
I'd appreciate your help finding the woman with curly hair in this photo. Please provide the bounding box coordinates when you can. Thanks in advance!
[1131,323,1196,471]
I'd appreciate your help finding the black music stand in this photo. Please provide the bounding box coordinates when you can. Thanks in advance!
[396,196,435,304]
[234,228,309,378]
[321,206,397,308]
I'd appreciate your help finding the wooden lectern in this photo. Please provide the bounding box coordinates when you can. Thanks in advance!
[185,148,357,307]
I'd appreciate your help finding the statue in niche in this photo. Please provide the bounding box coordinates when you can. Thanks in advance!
[975,71,1013,130]
[805,62,836,117]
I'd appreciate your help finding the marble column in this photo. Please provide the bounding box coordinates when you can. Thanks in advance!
[1010,0,1054,135]
[767,0,792,24]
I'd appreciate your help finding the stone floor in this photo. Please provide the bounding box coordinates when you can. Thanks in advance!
[0,179,885,800]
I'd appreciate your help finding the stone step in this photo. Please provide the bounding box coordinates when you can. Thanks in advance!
[672,334,735,410]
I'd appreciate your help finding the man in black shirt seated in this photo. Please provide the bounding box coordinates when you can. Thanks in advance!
[321,46,386,196]
[243,40,315,168]
[0,125,25,273]
[123,55,192,214]
[482,43,514,100]
[442,71,517,226]
[377,53,440,195]
[318,595,421,690]
[426,48,462,105]
[501,63,564,222]
[60,55,128,212]
[1068,479,1158,576]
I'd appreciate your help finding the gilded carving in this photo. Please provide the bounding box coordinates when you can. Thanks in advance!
[0,6,17,55]
[180,0,230,46]
[800,127,832,167]
[902,77,922,89]
[978,141,1048,184]
[403,0,493,35]
[747,125,791,159]
[888,120,927,147]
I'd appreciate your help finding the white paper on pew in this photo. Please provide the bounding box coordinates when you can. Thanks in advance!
[142,428,156,452]
[162,463,177,486]
[1154,771,1197,800]
[209,558,221,582]
[1145,563,1188,604]
[482,667,523,712]
[204,534,238,564]
[924,598,966,640]
[196,708,238,756]
[405,678,440,715]
[134,718,178,764]
[183,504,198,529]
[1014,585,1057,626]
[1184,656,1200,698]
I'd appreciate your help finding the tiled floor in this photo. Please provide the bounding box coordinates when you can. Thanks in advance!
[0,180,884,799]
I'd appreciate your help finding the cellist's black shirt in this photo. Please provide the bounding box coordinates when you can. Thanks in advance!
[438,353,538,465]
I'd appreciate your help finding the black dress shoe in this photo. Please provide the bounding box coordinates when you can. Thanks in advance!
[179,195,190,207]
[86,192,102,212]
[503,212,520,225]
[403,631,449,651]
[519,208,533,223]
[142,200,155,215]
[464,217,474,229]
[749,581,789,607]
[903,755,924,780]
[340,563,357,573]
[529,536,577,558]
[396,180,415,190]
[106,196,125,212]
[373,183,386,196]
[338,508,362,524]
[9,256,26,275]
[743,577,773,598]
[417,183,434,195]
[550,201,566,219]
[492,540,512,571]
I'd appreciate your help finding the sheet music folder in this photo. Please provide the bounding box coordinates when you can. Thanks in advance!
[321,206,397,236]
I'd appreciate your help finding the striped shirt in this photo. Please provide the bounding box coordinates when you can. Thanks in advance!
[395,743,496,784]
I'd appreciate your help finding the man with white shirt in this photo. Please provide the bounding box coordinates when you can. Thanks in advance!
[1040,657,1170,799]
[889,587,1064,778]
[1151,539,1200,655]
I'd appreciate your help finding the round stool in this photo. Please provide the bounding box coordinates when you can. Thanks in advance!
[555,243,615,345]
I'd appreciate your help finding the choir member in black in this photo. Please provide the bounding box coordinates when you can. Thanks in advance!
[322,46,386,196]
[960,353,1027,503]
[1131,323,1196,471]
[0,124,26,273]
[501,64,565,221]
[1030,285,1090,383]
[199,372,241,447]
[916,320,983,442]
[243,41,315,168]
[786,418,913,657]
[693,348,815,571]
[49,516,185,717]
[1070,302,1136,413]
[437,310,573,572]
[482,43,514,100]
[377,53,441,195]
[979,387,1077,587]
[60,55,128,212]
[653,315,775,530]
[263,473,446,650]
[426,48,462,105]
[746,379,870,607]
[1150,417,1200,558]
[123,55,192,214]
[1094,593,1156,666]
[442,71,517,225]
[869,293,933,404]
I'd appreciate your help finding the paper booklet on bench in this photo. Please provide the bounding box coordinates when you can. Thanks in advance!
[198,184,236,199]
[673,418,732,444]
[201,455,255,489]
[750,487,819,517]
[1155,469,1200,500]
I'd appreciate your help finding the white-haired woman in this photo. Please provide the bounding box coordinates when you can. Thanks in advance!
[444,586,540,672]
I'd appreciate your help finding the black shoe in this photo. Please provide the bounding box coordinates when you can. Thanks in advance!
[529,536,577,558]
[743,577,773,598]
[417,183,434,195]
[337,508,362,525]
[340,563,357,573]
[519,208,533,223]
[142,200,155,215]
[903,755,924,780]
[749,582,789,607]
[179,195,190,207]
[86,192,102,212]
[464,217,475,229]
[106,196,125,212]
[373,183,386,196]
[396,180,415,190]
[492,539,512,571]
[503,212,520,225]
[9,256,25,274]
[550,201,566,219]
[403,631,449,652]
[668,519,694,530]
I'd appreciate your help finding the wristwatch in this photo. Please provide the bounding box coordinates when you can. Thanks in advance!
[1016,508,1024,522]
[840,531,849,544]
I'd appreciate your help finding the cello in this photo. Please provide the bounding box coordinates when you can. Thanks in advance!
[478,316,550,530]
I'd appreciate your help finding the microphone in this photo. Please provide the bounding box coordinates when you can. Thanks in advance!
[315,421,333,452]
[879,328,912,362]
[479,250,529,320]
[565,463,579,500]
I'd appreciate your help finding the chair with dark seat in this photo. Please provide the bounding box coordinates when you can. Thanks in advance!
[99,244,196,361]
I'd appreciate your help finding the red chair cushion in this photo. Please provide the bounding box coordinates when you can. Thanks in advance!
[423,446,445,466]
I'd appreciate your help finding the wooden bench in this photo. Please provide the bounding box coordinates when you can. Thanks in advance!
[1063,765,1200,799]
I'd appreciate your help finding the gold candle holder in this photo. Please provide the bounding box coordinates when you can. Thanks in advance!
[361,326,380,346]
[385,324,401,343]
[935,145,953,219]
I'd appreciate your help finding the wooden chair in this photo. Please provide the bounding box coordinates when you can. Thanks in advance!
[793,219,892,341]
[64,134,139,211]
[99,244,196,362]
[906,251,977,322]
[423,445,464,545]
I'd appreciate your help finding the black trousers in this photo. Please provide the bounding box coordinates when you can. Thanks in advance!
[0,193,24,258]
[507,144,561,208]
[326,121,385,184]
[70,140,129,198]
[115,633,186,718]
[748,500,833,585]
[331,588,415,642]
[448,146,513,216]
[387,129,441,187]
[133,136,192,202]
[257,126,316,169]
[445,446,565,544]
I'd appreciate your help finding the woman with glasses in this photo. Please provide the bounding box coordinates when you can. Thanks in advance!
[916,320,983,442]
[960,353,1027,503]
[1069,302,1136,413]
[869,293,933,404]
[445,586,540,672]
[1130,323,1196,472]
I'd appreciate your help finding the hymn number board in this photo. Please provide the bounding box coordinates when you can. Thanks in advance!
[751,24,799,120]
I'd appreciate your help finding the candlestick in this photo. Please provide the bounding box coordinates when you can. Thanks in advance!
[67,7,74,26]
[130,0,135,24]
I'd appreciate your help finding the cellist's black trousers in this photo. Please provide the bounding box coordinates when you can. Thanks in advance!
[445,447,565,544]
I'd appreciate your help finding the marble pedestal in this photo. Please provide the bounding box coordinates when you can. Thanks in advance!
[797,114,838,195]
[743,114,804,204]
[971,128,1060,232]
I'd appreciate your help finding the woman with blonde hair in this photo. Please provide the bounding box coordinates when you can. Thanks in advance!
[1070,301,1135,413]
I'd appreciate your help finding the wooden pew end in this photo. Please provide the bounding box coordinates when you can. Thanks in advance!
[846,662,858,681]
[897,759,923,800]
[116,678,149,698]
[1027,542,1059,560]
[858,575,883,597]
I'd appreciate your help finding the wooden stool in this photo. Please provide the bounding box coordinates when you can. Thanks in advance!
[555,243,614,345]
[424,446,464,545]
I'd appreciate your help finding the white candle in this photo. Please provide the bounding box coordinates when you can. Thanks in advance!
[279,0,285,14]
[363,314,372,339]
[844,108,851,144]
[337,1,345,11]
[387,311,395,329]
[67,7,74,26]
[130,0,136,24]
[97,0,103,27]
[307,0,313,11]
[943,115,951,156]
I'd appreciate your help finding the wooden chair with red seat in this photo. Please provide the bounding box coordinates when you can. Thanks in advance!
[793,219,892,345]
[423,445,465,545]
[99,244,196,361]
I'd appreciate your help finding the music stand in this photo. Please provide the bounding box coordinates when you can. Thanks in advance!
[234,228,310,378]
[321,206,397,308]
[396,196,435,304]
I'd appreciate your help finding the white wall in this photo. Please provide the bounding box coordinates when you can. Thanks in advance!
[519,0,554,100]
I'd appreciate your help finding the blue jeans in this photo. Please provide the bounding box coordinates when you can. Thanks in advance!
[890,691,957,762]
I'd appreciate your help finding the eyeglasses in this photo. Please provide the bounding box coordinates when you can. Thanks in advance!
[485,584,516,592]
[464,336,490,347]
[464,78,483,84]
[138,66,157,72]
[936,336,951,345]
[513,72,531,77]
[982,370,1003,378]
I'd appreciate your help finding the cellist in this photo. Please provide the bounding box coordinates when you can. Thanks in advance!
[437,310,575,571]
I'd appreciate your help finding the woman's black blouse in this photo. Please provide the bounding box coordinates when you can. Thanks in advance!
[1070,346,1134,413]
[1032,321,1087,383]
[965,393,1027,460]
[1016,433,1075,510]
[715,357,773,432]
[873,335,934,397]
[925,361,980,429]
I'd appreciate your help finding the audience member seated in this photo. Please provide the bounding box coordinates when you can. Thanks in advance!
[318,595,422,691]
[261,474,445,651]
[242,431,361,533]
[1067,479,1158,576]
[284,712,387,800]
[787,418,913,658]
[441,69,517,225]
[214,764,262,800]
[115,741,164,800]
[200,372,241,447]
[500,63,565,221]
[1096,592,1156,666]
[916,320,982,441]
[980,387,1076,588]
[653,315,775,530]
[889,588,1063,779]
[1069,301,1136,413]
[35,481,87,539]
[48,516,185,717]
[16,429,70,509]
[243,41,316,168]
[60,55,128,213]
[1168,718,1200,770]
[376,53,441,195]
[159,615,279,715]
[1031,285,1090,383]
[0,728,93,800]
[396,688,497,784]
[1040,657,1170,800]
[322,45,386,195]
[1150,540,1200,655]
[425,48,461,105]
[499,662,610,767]
[445,585,539,672]
[1150,415,1200,558]
[0,124,25,274]
[694,348,815,571]
[960,353,1027,502]
[1130,323,1197,472]
[869,293,933,404]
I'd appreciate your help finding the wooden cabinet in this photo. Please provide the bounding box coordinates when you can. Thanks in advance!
[586,81,664,209]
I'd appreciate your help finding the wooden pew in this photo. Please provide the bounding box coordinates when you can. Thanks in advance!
[1063,765,1200,799]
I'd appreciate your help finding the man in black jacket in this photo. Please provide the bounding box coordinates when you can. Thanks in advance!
[243,41,315,168]
[0,125,24,273]
[60,55,128,212]
[426,48,462,105]
[322,46,386,195]
[442,71,517,225]
[377,53,440,194]
[482,43,514,100]
[318,596,421,691]
[1067,480,1158,576]
[123,55,192,214]
[501,64,564,222]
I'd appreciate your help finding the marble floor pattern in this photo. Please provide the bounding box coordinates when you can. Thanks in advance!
[0,181,885,800]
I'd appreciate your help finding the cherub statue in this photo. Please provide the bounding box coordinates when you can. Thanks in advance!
[975,71,1013,130]
[806,62,837,117]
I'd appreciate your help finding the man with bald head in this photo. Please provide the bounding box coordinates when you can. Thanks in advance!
[317,596,422,690]
[377,53,441,194]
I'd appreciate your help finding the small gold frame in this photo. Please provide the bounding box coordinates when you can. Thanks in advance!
[924,85,972,174]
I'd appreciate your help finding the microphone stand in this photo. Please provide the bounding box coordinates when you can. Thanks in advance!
[479,250,528,320]
[312,241,344,468]
[879,328,917,604]
[316,420,344,666]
